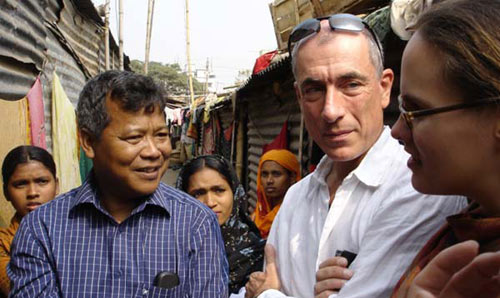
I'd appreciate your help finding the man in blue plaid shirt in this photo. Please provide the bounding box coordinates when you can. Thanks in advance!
[8,70,228,297]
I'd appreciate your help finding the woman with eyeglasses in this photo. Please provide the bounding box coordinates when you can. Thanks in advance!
[176,155,265,295]
[391,0,500,297]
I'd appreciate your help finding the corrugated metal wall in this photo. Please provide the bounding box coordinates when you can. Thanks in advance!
[0,0,125,226]
[245,88,302,206]
[58,1,101,78]
[237,57,305,207]
[0,0,125,150]
[0,0,47,101]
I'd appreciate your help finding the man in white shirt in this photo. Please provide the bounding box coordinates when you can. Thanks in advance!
[244,14,466,298]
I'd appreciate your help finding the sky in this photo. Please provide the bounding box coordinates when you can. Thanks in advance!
[91,0,277,91]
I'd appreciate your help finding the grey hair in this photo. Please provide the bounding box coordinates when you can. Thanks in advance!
[291,28,384,79]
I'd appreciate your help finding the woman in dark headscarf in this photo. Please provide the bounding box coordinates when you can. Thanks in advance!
[176,155,265,294]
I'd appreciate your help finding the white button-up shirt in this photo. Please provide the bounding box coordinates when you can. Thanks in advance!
[259,127,467,298]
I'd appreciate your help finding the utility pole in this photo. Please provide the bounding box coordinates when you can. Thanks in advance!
[118,0,124,70]
[144,0,155,74]
[204,58,210,96]
[104,0,110,70]
[185,0,195,104]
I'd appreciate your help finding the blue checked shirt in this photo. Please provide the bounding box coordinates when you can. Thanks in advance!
[8,178,228,297]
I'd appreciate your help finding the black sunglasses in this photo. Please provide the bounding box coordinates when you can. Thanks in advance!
[287,13,383,63]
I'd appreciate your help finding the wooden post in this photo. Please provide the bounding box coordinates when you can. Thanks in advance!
[236,107,244,181]
[298,112,304,175]
[104,0,110,70]
[185,0,195,104]
[144,0,155,74]
[230,92,237,163]
[310,0,325,17]
[118,0,124,70]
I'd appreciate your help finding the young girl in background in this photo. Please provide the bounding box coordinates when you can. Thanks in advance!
[0,146,58,297]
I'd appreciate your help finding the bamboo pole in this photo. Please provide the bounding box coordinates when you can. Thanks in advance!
[144,0,155,74]
[185,0,195,104]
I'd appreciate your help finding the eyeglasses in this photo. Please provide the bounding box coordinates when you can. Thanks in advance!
[398,94,500,129]
[287,13,383,63]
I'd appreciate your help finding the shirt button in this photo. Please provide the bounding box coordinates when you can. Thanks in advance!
[142,288,149,296]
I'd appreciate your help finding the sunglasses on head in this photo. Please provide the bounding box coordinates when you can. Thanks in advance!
[287,13,383,62]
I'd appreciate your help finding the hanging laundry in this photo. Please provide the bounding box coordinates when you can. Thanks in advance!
[26,76,47,148]
[52,72,81,193]
[202,117,217,155]
[79,147,92,182]
[391,0,434,40]
[173,108,182,125]
[186,118,198,140]
[0,97,30,226]
[203,93,218,124]
[224,122,233,142]
[218,118,232,160]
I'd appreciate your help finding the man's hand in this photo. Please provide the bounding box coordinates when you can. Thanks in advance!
[408,240,500,298]
[314,257,354,298]
[245,244,281,298]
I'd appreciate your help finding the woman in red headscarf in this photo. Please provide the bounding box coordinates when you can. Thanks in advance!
[253,149,301,239]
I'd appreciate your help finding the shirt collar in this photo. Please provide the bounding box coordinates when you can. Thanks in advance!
[312,126,397,188]
[70,174,170,216]
[312,155,334,185]
[351,126,395,187]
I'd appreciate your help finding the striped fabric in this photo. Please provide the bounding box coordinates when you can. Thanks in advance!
[7,178,228,297]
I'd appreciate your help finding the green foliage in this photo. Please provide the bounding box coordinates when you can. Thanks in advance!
[130,60,204,95]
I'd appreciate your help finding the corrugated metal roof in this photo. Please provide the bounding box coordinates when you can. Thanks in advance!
[0,0,48,100]
[236,55,292,98]
[0,1,47,66]
[57,1,110,77]
[0,0,127,101]
[70,0,105,26]
[0,0,127,154]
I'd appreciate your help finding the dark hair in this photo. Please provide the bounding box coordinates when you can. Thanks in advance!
[177,155,238,194]
[2,145,56,196]
[415,0,500,101]
[76,70,166,139]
